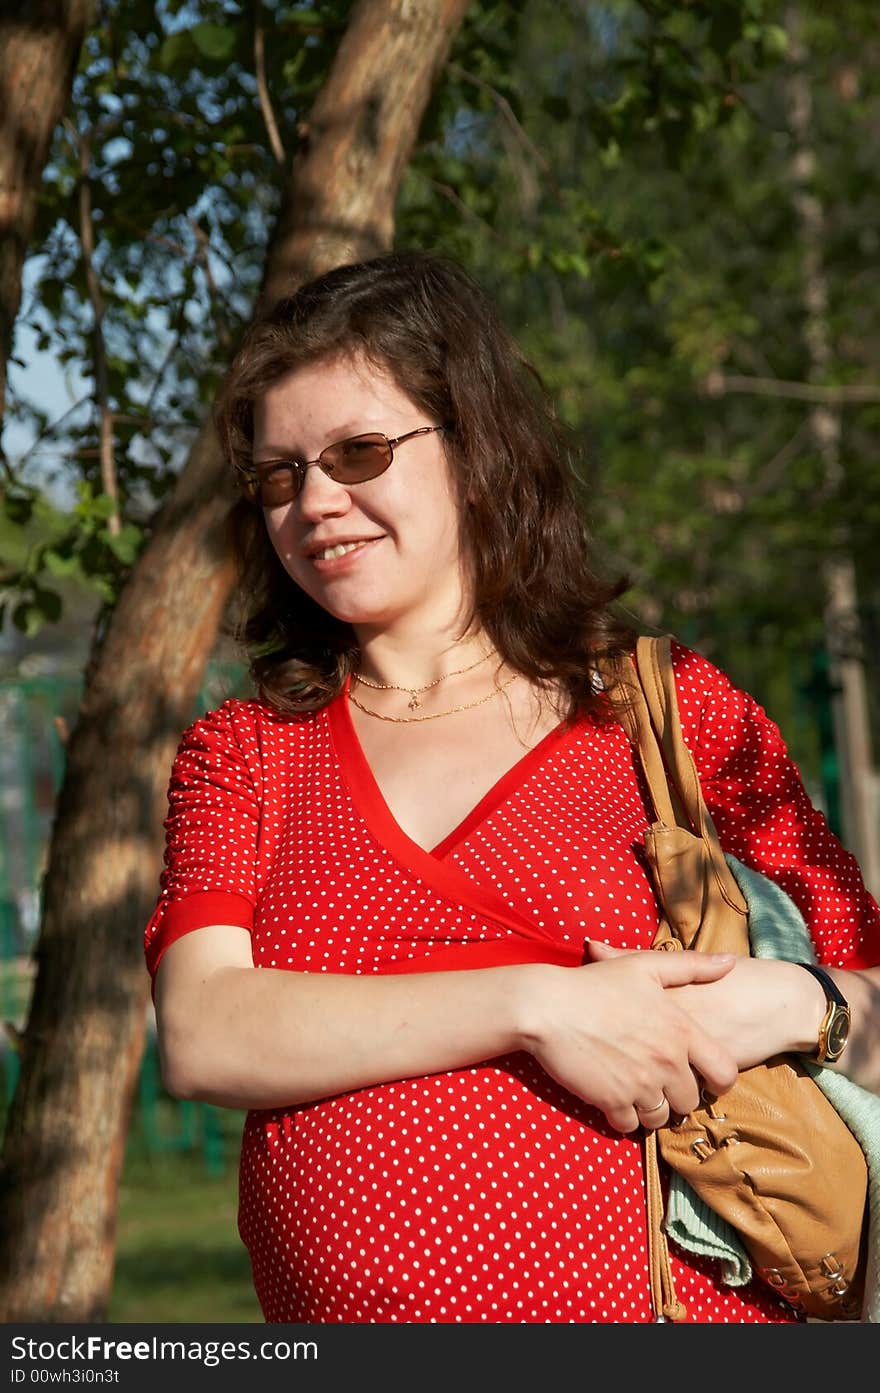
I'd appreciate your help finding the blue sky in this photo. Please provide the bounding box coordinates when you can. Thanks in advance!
[6,260,89,509]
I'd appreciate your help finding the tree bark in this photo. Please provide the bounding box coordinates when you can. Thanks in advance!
[0,0,96,447]
[260,0,471,308]
[785,8,880,899]
[0,0,471,1322]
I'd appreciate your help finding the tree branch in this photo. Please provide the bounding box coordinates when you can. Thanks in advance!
[13,392,92,470]
[254,0,286,167]
[704,370,880,404]
[447,61,564,200]
[66,119,121,535]
[412,170,504,241]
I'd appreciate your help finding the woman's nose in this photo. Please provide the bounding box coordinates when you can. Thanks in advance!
[295,462,353,521]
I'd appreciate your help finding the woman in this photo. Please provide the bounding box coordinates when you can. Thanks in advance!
[144,250,880,1324]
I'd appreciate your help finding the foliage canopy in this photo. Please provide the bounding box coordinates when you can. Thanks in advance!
[3,0,879,780]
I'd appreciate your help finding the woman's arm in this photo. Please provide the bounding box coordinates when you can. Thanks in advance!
[154,922,740,1131]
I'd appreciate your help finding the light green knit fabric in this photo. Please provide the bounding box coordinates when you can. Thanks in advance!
[663,853,880,1323]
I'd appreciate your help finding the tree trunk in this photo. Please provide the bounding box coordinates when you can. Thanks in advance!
[0,0,471,1323]
[261,0,470,307]
[0,0,96,444]
[784,8,880,898]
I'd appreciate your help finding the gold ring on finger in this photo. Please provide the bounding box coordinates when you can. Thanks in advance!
[635,1098,667,1115]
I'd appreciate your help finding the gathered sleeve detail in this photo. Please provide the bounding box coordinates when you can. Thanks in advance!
[144,700,263,984]
[670,641,880,970]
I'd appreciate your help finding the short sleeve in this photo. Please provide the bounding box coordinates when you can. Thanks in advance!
[670,640,880,970]
[144,699,261,985]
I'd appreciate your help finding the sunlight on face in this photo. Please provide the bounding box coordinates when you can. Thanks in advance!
[254,355,469,636]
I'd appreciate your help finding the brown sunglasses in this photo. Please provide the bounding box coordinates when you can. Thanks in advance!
[238,425,449,508]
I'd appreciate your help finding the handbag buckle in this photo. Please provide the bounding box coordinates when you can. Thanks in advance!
[820,1253,844,1279]
[698,1088,727,1121]
[760,1269,805,1306]
[820,1254,851,1299]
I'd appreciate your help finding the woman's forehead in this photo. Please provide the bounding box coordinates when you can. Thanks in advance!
[256,356,417,422]
[252,357,421,453]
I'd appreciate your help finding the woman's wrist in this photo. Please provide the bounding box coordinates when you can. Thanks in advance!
[503,962,559,1053]
[788,961,830,1055]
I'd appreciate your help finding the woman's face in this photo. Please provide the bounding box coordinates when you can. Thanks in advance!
[253,355,469,635]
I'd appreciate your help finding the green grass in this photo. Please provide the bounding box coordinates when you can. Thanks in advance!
[109,1100,264,1324]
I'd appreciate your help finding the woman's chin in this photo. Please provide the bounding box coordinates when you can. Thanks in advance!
[306,593,399,628]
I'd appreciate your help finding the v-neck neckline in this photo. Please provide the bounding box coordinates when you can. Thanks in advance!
[332,671,578,856]
[325,674,585,946]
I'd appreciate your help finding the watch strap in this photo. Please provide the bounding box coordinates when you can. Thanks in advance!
[796,961,847,1007]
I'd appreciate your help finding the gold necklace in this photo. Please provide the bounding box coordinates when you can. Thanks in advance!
[353,648,497,711]
[348,673,518,723]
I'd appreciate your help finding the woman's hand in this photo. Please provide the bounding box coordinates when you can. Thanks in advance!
[516,947,739,1134]
[586,941,828,1072]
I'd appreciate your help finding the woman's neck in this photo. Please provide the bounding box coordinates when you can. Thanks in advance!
[353,628,496,691]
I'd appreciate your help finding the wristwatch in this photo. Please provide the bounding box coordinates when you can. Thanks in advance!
[796,962,851,1064]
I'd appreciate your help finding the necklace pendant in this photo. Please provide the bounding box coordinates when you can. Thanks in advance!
[407,692,421,711]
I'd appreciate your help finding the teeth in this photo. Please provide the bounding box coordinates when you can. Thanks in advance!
[316,540,369,560]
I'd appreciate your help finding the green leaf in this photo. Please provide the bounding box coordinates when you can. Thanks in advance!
[44,547,82,578]
[103,524,143,565]
[88,492,119,521]
[93,576,117,603]
[759,25,790,58]
[156,30,194,73]
[11,599,53,637]
[280,7,322,29]
[190,23,237,61]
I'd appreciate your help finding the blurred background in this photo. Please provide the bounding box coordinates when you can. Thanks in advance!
[1,0,878,1323]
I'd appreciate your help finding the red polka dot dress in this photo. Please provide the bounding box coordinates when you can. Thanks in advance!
[144,641,880,1323]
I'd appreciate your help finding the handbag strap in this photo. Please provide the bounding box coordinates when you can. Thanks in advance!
[602,638,682,830]
[599,634,749,1323]
[610,635,748,919]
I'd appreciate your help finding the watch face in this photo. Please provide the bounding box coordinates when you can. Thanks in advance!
[826,1009,851,1060]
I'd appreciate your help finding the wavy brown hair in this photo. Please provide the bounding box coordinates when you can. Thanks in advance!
[214,249,636,721]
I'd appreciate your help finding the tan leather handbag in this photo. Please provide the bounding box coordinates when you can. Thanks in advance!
[603,635,868,1322]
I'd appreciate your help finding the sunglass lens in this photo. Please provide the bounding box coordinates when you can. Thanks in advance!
[325,434,392,482]
[251,434,393,505]
[257,466,298,507]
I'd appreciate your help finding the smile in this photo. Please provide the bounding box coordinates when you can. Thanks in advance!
[315,541,370,560]
[309,537,384,568]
